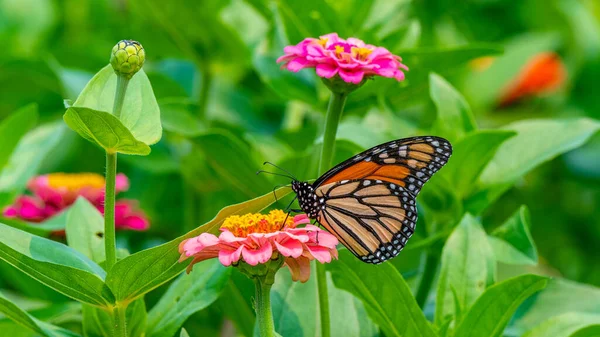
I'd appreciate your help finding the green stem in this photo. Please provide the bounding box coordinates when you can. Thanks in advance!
[415,252,440,309]
[316,91,347,337]
[105,152,117,271]
[254,279,275,337]
[113,76,130,120]
[114,305,128,337]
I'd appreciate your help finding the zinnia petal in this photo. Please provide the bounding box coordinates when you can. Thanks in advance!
[241,242,273,266]
[285,256,312,283]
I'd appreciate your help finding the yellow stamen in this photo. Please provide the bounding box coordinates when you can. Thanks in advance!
[47,173,105,191]
[317,37,328,47]
[221,210,295,237]
[334,45,345,57]
[351,47,373,61]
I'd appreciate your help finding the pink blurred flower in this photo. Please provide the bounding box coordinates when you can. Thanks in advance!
[179,210,338,283]
[2,173,149,231]
[277,33,408,84]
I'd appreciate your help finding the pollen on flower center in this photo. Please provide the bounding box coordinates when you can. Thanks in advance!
[351,47,372,61]
[334,45,346,57]
[47,173,105,191]
[317,37,328,47]
[220,209,295,237]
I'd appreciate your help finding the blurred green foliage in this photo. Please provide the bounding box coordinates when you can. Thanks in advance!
[0,0,599,336]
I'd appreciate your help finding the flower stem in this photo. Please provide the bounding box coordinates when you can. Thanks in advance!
[105,152,117,271]
[197,68,212,119]
[254,279,275,337]
[316,91,348,337]
[113,75,130,120]
[113,305,128,337]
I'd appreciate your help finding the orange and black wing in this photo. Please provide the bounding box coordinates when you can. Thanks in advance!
[314,179,417,264]
[313,136,452,197]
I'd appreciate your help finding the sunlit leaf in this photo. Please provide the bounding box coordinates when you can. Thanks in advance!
[73,65,162,145]
[146,260,231,337]
[453,275,548,337]
[328,250,437,337]
[63,107,151,155]
[522,312,600,337]
[430,73,477,143]
[488,205,538,265]
[65,198,105,264]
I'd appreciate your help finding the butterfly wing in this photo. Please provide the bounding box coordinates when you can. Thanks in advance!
[313,136,452,197]
[314,179,417,264]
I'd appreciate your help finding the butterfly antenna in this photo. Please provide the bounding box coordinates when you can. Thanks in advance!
[285,195,298,212]
[269,183,291,203]
[263,161,297,180]
[256,170,294,180]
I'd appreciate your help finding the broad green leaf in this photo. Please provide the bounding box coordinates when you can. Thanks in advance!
[271,266,319,337]
[512,279,600,335]
[0,122,64,207]
[522,313,600,337]
[73,65,162,145]
[63,107,151,155]
[0,292,80,337]
[0,222,114,307]
[193,130,272,198]
[453,275,548,337]
[65,198,105,264]
[430,73,477,142]
[571,325,600,337]
[441,130,515,198]
[328,250,437,337]
[488,205,538,265]
[105,187,292,303]
[82,298,147,337]
[180,328,190,337]
[160,100,205,137]
[0,104,38,170]
[147,260,231,337]
[435,214,496,326]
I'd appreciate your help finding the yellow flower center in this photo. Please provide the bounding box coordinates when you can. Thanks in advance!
[317,37,328,47]
[221,210,295,237]
[351,47,372,61]
[47,173,105,191]
[334,45,346,57]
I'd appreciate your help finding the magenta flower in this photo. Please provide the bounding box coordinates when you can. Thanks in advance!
[179,210,338,282]
[2,173,149,231]
[277,33,408,84]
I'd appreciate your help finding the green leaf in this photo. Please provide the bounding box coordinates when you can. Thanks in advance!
[441,130,516,198]
[63,107,151,155]
[73,65,162,145]
[217,270,255,337]
[488,205,538,265]
[570,325,600,337]
[435,214,496,326]
[146,260,231,337]
[0,292,80,337]
[65,198,106,264]
[105,186,292,303]
[0,104,38,171]
[0,222,114,307]
[81,298,147,337]
[522,313,600,337]
[453,275,548,337]
[430,73,477,142]
[180,328,190,337]
[469,118,600,212]
[193,130,272,198]
[0,122,64,207]
[512,279,600,335]
[328,250,437,337]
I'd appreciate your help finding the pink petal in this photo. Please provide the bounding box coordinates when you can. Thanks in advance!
[219,245,244,266]
[3,207,17,217]
[316,63,338,78]
[308,230,338,249]
[274,239,303,258]
[338,69,365,84]
[241,242,273,266]
[219,230,248,243]
[293,214,310,225]
[286,57,313,72]
[180,233,220,256]
[305,245,334,263]
[285,256,311,282]
[115,174,130,193]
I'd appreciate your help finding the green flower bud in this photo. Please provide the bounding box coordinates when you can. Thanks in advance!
[110,40,145,79]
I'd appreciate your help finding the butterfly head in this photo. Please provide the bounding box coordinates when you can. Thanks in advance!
[291,181,320,218]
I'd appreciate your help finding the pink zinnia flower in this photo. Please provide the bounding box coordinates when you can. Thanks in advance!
[277,33,408,84]
[179,210,338,282]
[2,172,149,231]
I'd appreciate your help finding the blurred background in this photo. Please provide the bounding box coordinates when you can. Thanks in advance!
[0,0,599,335]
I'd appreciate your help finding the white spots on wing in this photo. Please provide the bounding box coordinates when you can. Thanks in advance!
[399,149,407,157]
[383,158,396,164]
[365,157,372,162]
[416,171,425,178]
[363,180,371,186]
[431,140,439,147]
[379,153,389,159]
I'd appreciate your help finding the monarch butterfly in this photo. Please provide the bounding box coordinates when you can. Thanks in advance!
[271,136,452,264]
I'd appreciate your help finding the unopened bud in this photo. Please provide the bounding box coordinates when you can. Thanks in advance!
[110,40,145,79]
